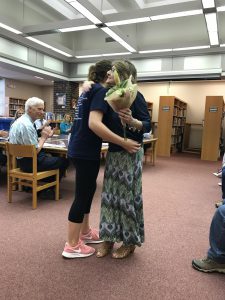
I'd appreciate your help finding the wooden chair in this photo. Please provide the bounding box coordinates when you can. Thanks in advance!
[144,138,158,165]
[6,143,59,209]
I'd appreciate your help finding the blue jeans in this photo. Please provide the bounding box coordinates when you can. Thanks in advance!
[222,167,225,201]
[208,205,225,263]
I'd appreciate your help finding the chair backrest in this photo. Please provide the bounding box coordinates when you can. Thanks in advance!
[6,143,37,173]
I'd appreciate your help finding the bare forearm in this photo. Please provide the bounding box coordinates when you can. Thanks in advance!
[37,137,46,153]
[89,119,124,146]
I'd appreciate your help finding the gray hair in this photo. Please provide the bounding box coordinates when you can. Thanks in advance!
[25,97,44,113]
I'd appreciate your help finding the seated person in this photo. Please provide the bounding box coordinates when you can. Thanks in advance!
[60,114,72,135]
[192,205,225,274]
[34,116,51,137]
[10,108,24,128]
[215,153,225,208]
[9,97,69,198]
[0,130,8,166]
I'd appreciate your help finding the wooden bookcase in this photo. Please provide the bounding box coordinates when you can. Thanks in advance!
[201,96,224,161]
[8,98,26,117]
[157,96,187,156]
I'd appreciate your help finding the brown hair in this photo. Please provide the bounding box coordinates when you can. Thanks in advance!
[88,60,112,83]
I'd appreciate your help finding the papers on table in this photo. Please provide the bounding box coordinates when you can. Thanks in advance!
[102,142,109,147]
[44,141,66,148]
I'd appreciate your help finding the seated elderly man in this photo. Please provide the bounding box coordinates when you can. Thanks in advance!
[9,97,69,199]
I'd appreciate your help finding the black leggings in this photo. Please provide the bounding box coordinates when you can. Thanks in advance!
[68,158,100,223]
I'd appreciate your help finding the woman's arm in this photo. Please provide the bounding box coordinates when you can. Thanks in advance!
[89,111,141,154]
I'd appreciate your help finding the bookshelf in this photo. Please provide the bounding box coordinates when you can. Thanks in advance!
[201,96,224,161]
[9,98,26,117]
[157,96,187,156]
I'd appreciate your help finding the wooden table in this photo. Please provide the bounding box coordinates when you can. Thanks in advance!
[43,136,158,165]
[1,136,158,164]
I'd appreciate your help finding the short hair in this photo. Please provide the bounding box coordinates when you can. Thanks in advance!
[88,60,112,83]
[25,97,44,113]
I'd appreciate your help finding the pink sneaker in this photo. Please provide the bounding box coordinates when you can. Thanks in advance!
[62,240,95,258]
[80,228,103,244]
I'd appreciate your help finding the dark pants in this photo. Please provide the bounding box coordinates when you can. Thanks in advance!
[18,150,69,180]
[0,150,7,166]
[222,167,225,201]
[68,158,100,223]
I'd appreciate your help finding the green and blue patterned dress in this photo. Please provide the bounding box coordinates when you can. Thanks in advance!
[99,148,144,246]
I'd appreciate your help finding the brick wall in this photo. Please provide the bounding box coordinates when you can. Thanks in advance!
[53,81,79,120]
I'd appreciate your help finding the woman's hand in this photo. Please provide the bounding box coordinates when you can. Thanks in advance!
[0,130,9,138]
[120,138,141,153]
[118,108,133,125]
[82,80,94,92]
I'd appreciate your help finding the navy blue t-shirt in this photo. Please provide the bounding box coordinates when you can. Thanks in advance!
[103,91,151,152]
[68,83,108,160]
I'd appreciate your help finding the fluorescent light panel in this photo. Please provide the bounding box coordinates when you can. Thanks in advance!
[205,13,217,31]
[76,52,131,58]
[66,0,102,24]
[59,25,97,32]
[173,45,210,51]
[75,54,102,58]
[26,37,73,57]
[106,17,150,27]
[103,52,131,56]
[208,31,219,45]
[101,27,136,52]
[139,46,210,54]
[139,49,172,54]
[217,6,225,12]
[204,13,218,45]
[150,9,202,21]
[0,22,22,34]
[202,0,215,9]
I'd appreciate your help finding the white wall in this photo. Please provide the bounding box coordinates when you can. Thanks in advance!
[138,80,225,148]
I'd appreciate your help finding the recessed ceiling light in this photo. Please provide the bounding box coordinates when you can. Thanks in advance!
[150,10,202,21]
[59,25,97,32]
[106,17,150,27]
[139,49,172,54]
[26,37,73,57]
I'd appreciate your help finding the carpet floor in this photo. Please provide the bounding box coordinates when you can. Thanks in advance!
[0,153,224,300]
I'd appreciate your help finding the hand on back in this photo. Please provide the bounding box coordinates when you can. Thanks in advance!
[121,138,141,154]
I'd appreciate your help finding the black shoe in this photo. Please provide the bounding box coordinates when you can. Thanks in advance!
[39,189,55,200]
